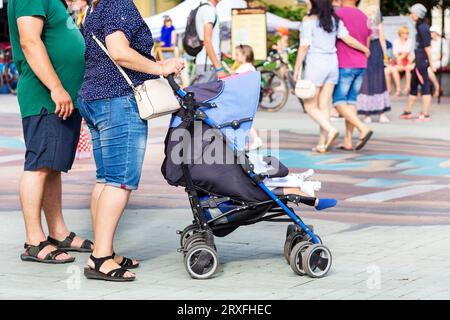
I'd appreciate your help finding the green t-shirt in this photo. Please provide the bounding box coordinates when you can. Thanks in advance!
[8,0,86,118]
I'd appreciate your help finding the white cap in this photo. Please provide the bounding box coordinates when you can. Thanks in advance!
[430,26,441,35]
[409,3,427,19]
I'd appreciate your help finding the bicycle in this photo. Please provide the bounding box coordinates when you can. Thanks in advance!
[257,46,304,113]
[0,43,19,95]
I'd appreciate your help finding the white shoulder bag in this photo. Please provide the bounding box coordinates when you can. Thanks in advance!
[295,79,316,100]
[92,34,181,120]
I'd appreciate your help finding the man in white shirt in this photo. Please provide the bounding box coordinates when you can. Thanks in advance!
[192,0,225,84]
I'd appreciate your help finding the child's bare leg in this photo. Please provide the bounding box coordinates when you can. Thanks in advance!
[282,187,311,198]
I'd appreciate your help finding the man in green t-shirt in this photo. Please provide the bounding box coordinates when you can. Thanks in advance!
[8,0,93,264]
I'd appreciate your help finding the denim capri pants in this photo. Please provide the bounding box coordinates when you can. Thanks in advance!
[77,94,148,190]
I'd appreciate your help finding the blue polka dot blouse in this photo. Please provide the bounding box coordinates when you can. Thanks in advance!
[79,0,159,101]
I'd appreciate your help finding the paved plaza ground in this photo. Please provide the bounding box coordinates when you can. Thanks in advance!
[0,93,449,300]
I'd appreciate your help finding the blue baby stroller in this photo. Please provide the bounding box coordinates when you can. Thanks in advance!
[162,72,337,279]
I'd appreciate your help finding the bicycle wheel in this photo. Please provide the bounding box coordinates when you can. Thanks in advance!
[5,62,19,95]
[259,70,289,113]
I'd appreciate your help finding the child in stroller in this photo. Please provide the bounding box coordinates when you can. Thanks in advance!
[162,71,337,279]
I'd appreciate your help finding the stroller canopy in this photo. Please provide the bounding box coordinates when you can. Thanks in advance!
[171,71,261,151]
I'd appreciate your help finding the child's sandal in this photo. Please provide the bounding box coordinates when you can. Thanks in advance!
[84,255,135,282]
[20,240,75,264]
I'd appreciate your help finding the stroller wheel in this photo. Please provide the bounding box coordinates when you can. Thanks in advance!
[289,241,312,276]
[302,244,332,278]
[284,233,302,264]
[180,224,200,247]
[184,245,219,280]
[184,233,207,251]
[284,231,321,264]
[184,232,217,252]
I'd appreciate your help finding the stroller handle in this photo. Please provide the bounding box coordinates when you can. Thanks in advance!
[166,74,187,98]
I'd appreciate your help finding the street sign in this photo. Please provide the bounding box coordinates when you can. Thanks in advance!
[231,8,267,61]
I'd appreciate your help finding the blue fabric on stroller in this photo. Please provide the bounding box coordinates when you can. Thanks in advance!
[170,72,261,151]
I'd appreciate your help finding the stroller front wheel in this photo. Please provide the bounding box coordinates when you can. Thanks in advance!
[289,241,311,276]
[284,226,321,264]
[302,244,332,278]
[179,224,200,248]
[184,245,219,280]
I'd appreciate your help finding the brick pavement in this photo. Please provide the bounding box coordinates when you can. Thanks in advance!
[0,94,450,299]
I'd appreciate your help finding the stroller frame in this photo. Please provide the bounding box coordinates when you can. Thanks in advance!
[166,75,335,279]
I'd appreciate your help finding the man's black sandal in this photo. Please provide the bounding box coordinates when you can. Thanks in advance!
[112,252,140,269]
[84,255,135,282]
[48,232,93,253]
[20,240,75,264]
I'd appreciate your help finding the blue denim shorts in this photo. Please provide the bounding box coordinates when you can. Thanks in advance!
[78,95,148,190]
[333,68,366,107]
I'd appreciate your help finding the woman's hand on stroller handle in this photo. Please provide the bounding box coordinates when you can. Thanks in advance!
[159,58,185,77]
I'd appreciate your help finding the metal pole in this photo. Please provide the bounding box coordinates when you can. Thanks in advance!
[151,0,156,16]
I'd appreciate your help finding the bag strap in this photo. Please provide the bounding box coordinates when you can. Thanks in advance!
[92,33,136,91]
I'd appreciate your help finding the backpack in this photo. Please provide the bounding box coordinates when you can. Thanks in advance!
[183,3,218,57]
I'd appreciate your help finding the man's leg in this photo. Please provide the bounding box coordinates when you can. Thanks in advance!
[336,104,370,139]
[335,104,355,149]
[20,169,49,245]
[43,170,91,249]
[422,95,432,116]
[405,68,419,114]
[405,95,417,113]
[20,168,71,260]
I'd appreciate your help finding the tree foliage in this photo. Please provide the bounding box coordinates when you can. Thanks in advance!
[381,0,450,16]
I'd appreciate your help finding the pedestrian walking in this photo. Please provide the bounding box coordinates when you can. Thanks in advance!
[190,0,224,84]
[333,0,373,151]
[78,0,184,282]
[401,3,435,122]
[8,0,93,264]
[357,0,391,124]
[295,0,370,153]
